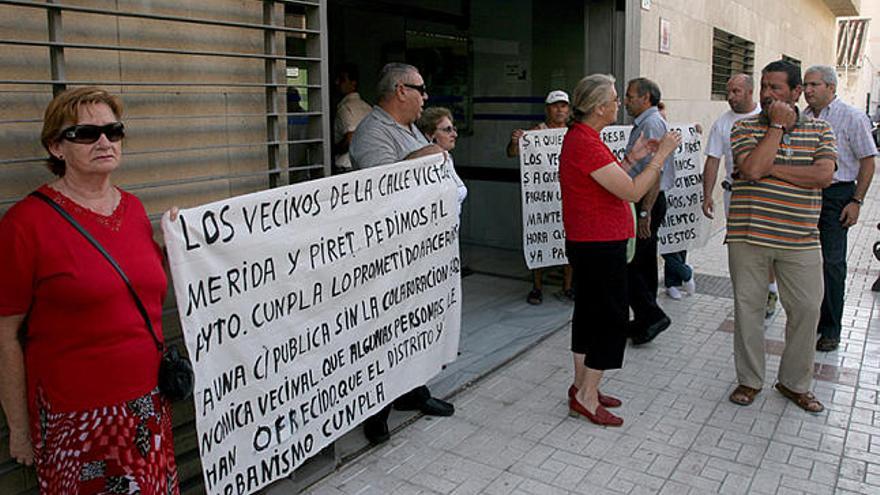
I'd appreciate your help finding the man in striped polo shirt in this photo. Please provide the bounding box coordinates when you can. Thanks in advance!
[726,60,836,414]
[803,65,876,353]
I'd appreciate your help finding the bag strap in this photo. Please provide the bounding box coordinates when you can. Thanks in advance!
[30,190,164,352]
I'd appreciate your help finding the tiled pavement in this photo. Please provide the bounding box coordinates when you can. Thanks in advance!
[304,178,880,494]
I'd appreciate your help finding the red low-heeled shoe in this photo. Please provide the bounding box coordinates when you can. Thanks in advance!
[569,396,623,427]
[567,385,622,408]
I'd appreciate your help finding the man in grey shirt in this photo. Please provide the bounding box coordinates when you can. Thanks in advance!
[803,65,876,352]
[350,63,441,169]
[349,63,452,445]
[623,77,676,345]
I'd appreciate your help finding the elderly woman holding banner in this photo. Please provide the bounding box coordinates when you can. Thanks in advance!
[560,74,680,426]
[0,87,178,493]
[416,107,467,210]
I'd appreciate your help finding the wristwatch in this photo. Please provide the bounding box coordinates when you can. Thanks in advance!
[639,210,649,219]
[850,197,863,206]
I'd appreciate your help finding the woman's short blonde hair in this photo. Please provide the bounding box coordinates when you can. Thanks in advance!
[416,107,453,136]
[40,87,123,177]
[571,74,616,121]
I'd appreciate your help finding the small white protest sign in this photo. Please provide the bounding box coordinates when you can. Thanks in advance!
[518,123,708,266]
[657,124,710,254]
[519,127,567,270]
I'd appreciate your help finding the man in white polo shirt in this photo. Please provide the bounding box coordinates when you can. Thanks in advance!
[702,74,779,318]
[703,74,761,218]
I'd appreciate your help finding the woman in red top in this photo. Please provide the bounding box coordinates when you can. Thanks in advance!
[560,74,680,426]
[0,88,178,494]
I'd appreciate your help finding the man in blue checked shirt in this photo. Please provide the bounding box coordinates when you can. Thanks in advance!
[622,78,676,345]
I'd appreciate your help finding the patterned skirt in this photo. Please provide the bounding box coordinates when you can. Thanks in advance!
[32,388,179,495]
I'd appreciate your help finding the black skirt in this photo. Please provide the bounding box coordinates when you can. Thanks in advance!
[567,239,629,370]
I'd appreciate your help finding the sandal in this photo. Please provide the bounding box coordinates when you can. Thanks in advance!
[729,384,761,406]
[775,383,824,413]
[526,288,543,305]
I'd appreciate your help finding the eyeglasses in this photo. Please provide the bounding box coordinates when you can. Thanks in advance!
[402,83,427,96]
[60,122,125,144]
[438,125,457,133]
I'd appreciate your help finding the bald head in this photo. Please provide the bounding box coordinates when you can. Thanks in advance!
[729,74,753,91]
[727,73,756,114]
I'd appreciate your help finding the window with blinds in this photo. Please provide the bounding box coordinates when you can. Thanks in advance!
[782,54,802,70]
[711,28,754,99]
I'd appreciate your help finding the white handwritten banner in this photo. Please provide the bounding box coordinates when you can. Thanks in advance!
[162,154,461,495]
[519,128,567,269]
[518,123,707,267]
[657,124,710,254]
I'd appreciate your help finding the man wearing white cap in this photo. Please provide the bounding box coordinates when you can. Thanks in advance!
[507,90,573,305]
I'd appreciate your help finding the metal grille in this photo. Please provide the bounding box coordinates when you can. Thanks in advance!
[782,54,801,69]
[837,18,870,69]
[693,273,734,299]
[711,28,754,99]
[0,0,330,221]
[0,1,329,493]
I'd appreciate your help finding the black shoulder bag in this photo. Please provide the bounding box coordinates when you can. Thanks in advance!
[31,190,194,401]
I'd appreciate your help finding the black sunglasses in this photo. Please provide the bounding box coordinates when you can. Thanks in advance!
[401,83,427,96]
[60,122,125,144]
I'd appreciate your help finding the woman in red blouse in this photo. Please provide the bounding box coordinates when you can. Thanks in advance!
[560,74,680,426]
[0,88,178,494]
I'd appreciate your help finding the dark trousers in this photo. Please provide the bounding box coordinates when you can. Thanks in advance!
[818,182,855,341]
[363,385,430,429]
[662,250,692,287]
[628,192,668,331]
[568,240,629,370]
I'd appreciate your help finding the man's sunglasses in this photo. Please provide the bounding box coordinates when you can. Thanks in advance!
[401,83,427,96]
[60,122,125,144]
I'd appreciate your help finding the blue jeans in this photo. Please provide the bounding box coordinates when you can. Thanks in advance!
[818,182,854,341]
[663,250,693,288]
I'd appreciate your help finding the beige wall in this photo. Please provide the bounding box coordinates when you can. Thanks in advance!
[871,6,880,114]
[637,0,837,132]
[634,0,838,230]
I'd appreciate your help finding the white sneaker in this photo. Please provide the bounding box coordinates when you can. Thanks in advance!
[683,277,696,295]
[666,287,683,300]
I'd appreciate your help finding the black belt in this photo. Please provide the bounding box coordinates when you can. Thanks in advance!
[828,181,855,188]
